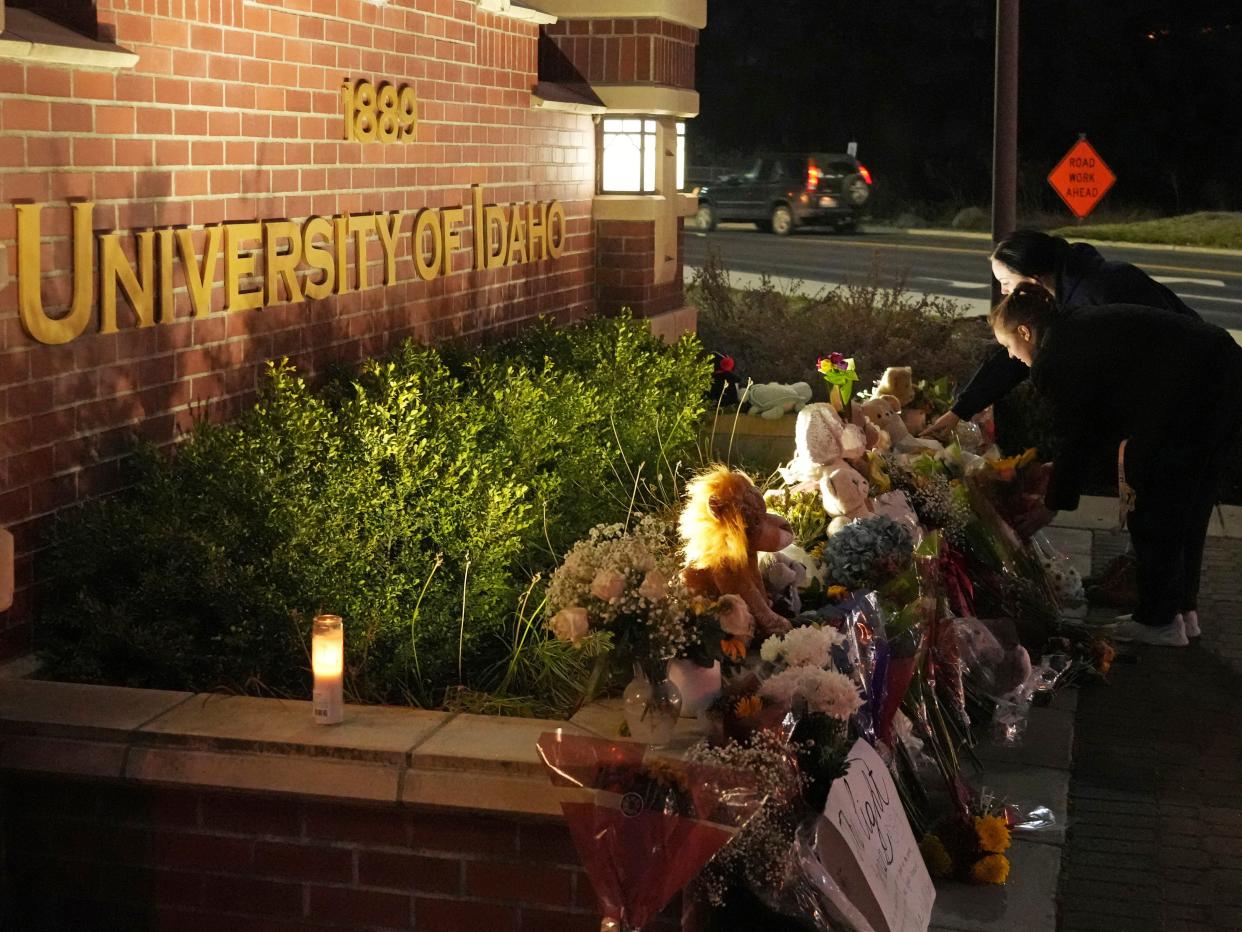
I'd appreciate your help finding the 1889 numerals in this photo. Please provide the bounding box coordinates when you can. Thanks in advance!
[341,79,418,144]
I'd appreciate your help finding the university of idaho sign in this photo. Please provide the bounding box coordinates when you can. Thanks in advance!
[15,184,566,346]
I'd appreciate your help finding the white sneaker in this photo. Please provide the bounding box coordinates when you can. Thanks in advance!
[1184,610,1201,638]
[1112,616,1189,647]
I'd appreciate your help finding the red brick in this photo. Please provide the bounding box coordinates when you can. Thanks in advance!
[358,851,460,894]
[3,99,49,131]
[73,137,114,167]
[201,876,302,918]
[74,70,116,100]
[200,794,300,838]
[253,840,352,883]
[308,885,411,927]
[304,802,408,846]
[49,102,93,133]
[409,812,519,857]
[467,860,574,907]
[415,897,518,932]
[96,104,137,135]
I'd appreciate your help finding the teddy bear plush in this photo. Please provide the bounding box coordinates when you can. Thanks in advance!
[759,551,807,618]
[778,403,867,487]
[746,381,813,419]
[875,366,917,407]
[820,464,873,536]
[680,466,795,635]
[860,394,942,455]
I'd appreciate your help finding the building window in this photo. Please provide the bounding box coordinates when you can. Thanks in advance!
[676,122,686,192]
[600,117,658,194]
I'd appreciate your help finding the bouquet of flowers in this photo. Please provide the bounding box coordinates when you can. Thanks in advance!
[919,800,1013,886]
[546,516,755,670]
[536,731,766,931]
[817,352,859,411]
[821,514,915,592]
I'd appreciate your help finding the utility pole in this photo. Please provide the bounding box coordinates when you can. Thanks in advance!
[991,0,1019,305]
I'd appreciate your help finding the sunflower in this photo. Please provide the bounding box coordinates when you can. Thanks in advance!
[918,834,953,879]
[973,814,1011,854]
[969,853,1010,885]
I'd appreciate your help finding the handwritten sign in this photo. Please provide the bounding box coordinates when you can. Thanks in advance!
[815,739,935,932]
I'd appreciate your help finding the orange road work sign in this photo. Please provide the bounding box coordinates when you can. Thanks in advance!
[1047,138,1116,218]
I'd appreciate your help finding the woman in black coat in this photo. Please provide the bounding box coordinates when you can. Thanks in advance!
[989,283,1242,646]
[926,229,1200,435]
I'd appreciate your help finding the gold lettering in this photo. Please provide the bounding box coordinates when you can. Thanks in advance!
[526,201,548,261]
[176,225,222,318]
[302,216,335,300]
[411,209,442,281]
[547,201,566,259]
[225,222,264,312]
[506,204,527,265]
[374,211,403,286]
[263,220,304,306]
[157,229,175,324]
[484,205,508,270]
[99,230,156,334]
[333,215,349,293]
[349,214,375,291]
[439,206,464,277]
[16,202,94,345]
[471,184,485,271]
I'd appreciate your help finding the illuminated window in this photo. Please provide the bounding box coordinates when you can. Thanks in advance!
[600,117,658,194]
[676,122,686,191]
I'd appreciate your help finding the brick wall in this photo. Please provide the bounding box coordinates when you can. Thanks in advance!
[595,217,685,318]
[0,773,681,932]
[0,0,603,655]
[542,18,698,88]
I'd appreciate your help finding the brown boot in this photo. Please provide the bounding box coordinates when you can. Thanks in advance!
[1086,553,1138,609]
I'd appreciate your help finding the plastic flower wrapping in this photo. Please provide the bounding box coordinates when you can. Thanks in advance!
[535,731,765,932]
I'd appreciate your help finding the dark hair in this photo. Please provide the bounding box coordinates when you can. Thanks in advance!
[988,281,1061,338]
[990,229,1068,278]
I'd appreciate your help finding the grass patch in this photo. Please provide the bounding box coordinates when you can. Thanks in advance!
[1051,211,1242,250]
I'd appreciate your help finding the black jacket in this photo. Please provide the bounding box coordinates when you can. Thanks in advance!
[952,242,1201,419]
[1030,304,1242,511]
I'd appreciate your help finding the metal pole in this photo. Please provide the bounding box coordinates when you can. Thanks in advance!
[991,0,1019,305]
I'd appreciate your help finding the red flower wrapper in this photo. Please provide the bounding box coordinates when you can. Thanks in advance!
[536,731,765,932]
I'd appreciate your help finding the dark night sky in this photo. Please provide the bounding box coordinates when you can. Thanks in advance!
[691,1,1242,215]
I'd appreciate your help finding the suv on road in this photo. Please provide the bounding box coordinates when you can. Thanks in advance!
[694,153,873,235]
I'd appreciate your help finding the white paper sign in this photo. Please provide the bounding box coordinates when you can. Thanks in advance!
[815,738,935,932]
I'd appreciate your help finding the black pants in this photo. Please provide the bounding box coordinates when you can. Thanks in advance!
[1128,379,1242,627]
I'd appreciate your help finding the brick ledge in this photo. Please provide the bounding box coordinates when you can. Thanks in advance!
[0,680,641,816]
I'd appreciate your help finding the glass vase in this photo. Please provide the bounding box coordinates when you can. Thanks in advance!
[623,661,682,747]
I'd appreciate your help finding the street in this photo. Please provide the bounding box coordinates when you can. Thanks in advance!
[684,226,1242,330]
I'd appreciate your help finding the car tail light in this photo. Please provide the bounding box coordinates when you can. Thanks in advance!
[806,162,822,191]
[858,164,873,185]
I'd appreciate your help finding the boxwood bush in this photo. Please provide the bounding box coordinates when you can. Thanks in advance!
[36,316,711,709]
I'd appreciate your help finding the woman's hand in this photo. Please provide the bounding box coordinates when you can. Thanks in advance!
[920,410,960,440]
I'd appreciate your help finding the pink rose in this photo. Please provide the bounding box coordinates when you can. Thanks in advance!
[549,607,589,645]
[589,568,627,602]
[638,569,669,601]
[718,594,754,639]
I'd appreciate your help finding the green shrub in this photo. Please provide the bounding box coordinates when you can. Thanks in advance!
[36,315,711,709]
[689,251,994,399]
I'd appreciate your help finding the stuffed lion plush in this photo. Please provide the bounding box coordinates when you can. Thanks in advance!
[679,466,794,635]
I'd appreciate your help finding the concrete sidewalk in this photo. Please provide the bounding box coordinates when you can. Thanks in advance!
[1058,531,1242,932]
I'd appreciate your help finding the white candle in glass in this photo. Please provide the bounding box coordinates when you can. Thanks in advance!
[311,614,344,725]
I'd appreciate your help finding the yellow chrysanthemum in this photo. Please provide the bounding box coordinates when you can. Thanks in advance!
[827,585,850,601]
[918,834,953,879]
[974,814,1011,854]
[734,695,763,718]
[969,853,1010,885]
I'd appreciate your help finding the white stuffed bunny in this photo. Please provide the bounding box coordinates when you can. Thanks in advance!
[779,403,866,486]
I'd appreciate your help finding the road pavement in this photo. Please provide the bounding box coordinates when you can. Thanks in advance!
[683,226,1242,331]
